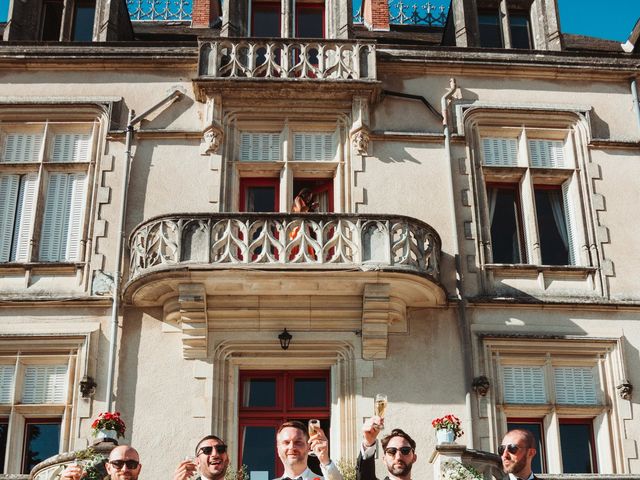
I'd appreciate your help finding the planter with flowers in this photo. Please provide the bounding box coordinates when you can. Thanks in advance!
[91,412,126,443]
[432,414,463,444]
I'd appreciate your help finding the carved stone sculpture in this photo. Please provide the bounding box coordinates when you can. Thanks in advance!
[472,375,491,396]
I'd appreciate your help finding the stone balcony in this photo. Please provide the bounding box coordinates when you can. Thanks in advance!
[193,38,380,102]
[124,213,445,359]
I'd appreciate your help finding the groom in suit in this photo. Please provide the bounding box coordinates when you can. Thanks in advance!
[357,416,417,480]
[499,429,538,480]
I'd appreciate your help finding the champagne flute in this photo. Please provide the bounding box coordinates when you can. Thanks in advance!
[374,394,387,430]
[308,419,321,457]
[184,456,197,478]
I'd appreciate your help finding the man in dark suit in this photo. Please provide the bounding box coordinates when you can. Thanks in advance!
[499,429,538,480]
[357,416,417,480]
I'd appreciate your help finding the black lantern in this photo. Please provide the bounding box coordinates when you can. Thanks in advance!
[278,328,292,350]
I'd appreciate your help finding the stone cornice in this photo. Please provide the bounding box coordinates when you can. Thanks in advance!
[377,45,640,79]
[0,42,198,69]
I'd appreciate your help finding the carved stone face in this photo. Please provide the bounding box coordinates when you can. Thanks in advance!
[203,127,222,154]
[353,130,369,155]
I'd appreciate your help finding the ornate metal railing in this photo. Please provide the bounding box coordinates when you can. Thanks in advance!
[198,39,376,80]
[127,0,191,21]
[353,1,449,26]
[127,213,440,283]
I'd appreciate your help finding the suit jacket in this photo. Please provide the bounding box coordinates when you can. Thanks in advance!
[356,452,388,480]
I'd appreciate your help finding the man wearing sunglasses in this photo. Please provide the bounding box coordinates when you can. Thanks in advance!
[499,429,538,480]
[61,445,142,480]
[274,421,342,480]
[173,435,229,480]
[357,416,417,480]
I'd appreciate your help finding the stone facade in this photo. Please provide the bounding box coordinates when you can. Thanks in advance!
[0,1,639,479]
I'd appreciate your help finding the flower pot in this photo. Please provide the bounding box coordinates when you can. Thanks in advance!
[436,428,456,444]
[96,429,118,441]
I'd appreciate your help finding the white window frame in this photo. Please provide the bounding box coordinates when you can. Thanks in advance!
[0,117,99,265]
[230,118,344,213]
[484,337,626,474]
[0,337,84,474]
[477,125,586,267]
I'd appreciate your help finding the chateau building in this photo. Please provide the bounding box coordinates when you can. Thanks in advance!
[1,0,640,478]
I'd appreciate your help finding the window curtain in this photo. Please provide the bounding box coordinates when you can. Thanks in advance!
[548,190,569,250]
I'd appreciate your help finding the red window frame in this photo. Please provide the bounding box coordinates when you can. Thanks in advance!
[240,178,280,212]
[559,418,598,473]
[22,418,61,473]
[251,1,281,37]
[292,178,334,213]
[238,370,331,477]
[295,2,325,38]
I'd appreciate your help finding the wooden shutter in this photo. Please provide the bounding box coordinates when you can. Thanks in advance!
[1,132,43,163]
[482,138,518,166]
[239,133,280,161]
[528,139,565,168]
[12,173,38,261]
[293,133,335,161]
[502,365,546,403]
[0,365,15,403]
[0,173,37,262]
[554,366,598,405]
[40,172,87,262]
[0,174,19,262]
[51,132,91,163]
[64,173,87,260]
[21,364,68,404]
[562,179,578,266]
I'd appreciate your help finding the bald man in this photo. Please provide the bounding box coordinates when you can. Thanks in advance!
[61,445,142,480]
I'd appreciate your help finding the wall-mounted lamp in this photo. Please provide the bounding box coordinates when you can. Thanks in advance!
[80,375,97,398]
[278,328,292,350]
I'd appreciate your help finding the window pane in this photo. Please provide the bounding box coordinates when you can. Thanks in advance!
[489,187,523,263]
[507,421,545,474]
[41,1,64,41]
[534,188,569,265]
[23,421,61,473]
[0,420,8,472]
[247,187,277,212]
[72,4,95,41]
[297,4,323,38]
[252,2,281,37]
[243,379,277,407]
[0,365,15,403]
[502,366,546,403]
[510,14,531,49]
[554,367,599,405]
[22,365,68,404]
[242,426,276,480]
[294,378,327,407]
[560,422,596,473]
[479,12,503,48]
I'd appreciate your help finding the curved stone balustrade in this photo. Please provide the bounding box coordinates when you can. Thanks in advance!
[127,213,440,284]
[198,39,376,80]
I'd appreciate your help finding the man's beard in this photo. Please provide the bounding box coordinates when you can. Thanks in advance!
[503,455,528,475]
[387,460,413,477]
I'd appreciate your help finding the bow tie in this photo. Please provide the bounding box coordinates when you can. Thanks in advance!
[282,477,302,480]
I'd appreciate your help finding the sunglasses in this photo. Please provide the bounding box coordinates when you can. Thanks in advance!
[498,444,521,456]
[109,460,140,470]
[384,447,414,456]
[197,445,228,456]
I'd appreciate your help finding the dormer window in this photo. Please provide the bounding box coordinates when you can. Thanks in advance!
[478,0,533,49]
[40,0,95,41]
[247,0,325,38]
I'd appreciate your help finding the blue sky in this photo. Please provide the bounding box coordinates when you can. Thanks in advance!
[0,0,639,42]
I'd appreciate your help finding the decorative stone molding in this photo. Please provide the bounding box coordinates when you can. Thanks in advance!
[617,380,633,400]
[351,128,370,156]
[178,283,208,359]
[361,283,392,360]
[472,375,490,396]
[201,124,223,155]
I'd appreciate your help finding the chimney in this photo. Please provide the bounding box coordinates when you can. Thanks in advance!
[191,0,221,28]
[363,0,390,31]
